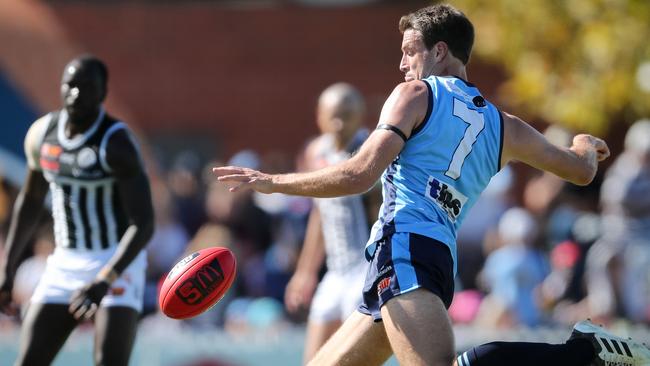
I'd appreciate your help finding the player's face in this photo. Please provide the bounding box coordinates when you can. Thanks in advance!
[60,63,105,122]
[400,29,436,82]
[317,99,362,140]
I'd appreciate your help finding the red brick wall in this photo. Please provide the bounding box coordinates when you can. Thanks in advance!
[46,2,502,159]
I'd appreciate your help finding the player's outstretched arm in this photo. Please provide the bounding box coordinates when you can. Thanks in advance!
[214,130,401,197]
[214,81,428,197]
[69,128,154,319]
[500,111,610,186]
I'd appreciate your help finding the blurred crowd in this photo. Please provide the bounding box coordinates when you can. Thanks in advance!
[1,118,650,335]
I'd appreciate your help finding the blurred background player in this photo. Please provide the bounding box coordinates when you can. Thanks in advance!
[283,82,375,364]
[0,55,154,366]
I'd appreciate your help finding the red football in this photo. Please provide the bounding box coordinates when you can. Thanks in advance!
[159,247,237,319]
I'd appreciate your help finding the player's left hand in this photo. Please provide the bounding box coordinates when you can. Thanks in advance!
[213,166,274,194]
[69,280,110,320]
[284,271,318,314]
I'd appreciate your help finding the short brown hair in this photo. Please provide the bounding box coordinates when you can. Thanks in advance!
[399,4,474,64]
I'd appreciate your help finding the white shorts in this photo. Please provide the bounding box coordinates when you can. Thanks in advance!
[31,247,147,312]
[309,262,367,323]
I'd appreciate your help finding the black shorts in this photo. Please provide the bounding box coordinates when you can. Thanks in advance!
[358,232,455,321]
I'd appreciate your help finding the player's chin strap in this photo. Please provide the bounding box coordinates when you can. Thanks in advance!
[376,124,407,143]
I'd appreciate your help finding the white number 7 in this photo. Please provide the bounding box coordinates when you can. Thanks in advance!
[445,98,485,180]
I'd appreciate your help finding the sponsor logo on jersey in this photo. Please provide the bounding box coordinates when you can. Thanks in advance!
[77,147,97,168]
[377,277,391,296]
[377,264,393,278]
[425,177,468,222]
[72,168,104,179]
[59,152,75,165]
[40,143,62,171]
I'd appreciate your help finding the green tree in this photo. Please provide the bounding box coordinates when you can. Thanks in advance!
[452,0,650,134]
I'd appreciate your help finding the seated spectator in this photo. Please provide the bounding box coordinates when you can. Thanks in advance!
[475,207,549,328]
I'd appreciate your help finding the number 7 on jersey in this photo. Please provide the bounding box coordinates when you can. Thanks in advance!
[445,98,485,179]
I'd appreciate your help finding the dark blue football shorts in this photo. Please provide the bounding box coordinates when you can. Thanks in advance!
[358,232,455,321]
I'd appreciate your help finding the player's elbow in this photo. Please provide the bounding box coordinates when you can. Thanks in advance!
[354,181,376,195]
[340,176,371,196]
[568,165,597,186]
[343,156,383,195]
[345,168,379,195]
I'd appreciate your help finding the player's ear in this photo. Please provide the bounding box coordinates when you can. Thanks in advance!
[432,41,448,63]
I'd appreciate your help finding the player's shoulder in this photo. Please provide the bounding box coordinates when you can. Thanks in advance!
[28,112,56,133]
[24,112,59,170]
[101,116,137,146]
[101,116,143,175]
[103,114,133,132]
[391,80,430,100]
[24,113,57,147]
[386,81,431,115]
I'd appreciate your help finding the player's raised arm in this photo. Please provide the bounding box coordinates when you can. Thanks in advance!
[214,81,428,197]
[500,111,610,186]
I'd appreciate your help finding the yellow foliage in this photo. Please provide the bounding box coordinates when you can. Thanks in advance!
[450,0,650,133]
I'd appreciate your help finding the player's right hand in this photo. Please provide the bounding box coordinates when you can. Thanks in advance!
[69,280,110,320]
[284,272,318,314]
[213,166,275,194]
[573,134,610,162]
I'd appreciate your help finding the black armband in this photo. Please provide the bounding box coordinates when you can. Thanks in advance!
[376,124,407,143]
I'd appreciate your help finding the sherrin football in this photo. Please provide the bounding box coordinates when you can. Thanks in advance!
[159,247,237,319]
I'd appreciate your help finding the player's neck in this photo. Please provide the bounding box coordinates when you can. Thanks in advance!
[441,64,467,81]
[66,107,102,137]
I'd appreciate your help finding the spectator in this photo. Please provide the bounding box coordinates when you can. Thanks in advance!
[476,207,549,327]
[456,165,514,290]
[585,119,650,323]
[167,150,206,237]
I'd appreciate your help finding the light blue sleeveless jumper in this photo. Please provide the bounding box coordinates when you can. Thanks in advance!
[367,76,503,275]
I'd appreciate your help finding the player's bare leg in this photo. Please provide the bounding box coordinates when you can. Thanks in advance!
[381,288,455,366]
[14,303,79,366]
[303,320,342,364]
[308,311,392,366]
[93,306,139,366]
